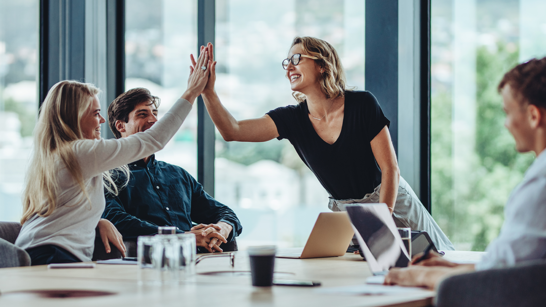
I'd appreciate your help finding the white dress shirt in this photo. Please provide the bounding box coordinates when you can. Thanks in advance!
[476,149,546,270]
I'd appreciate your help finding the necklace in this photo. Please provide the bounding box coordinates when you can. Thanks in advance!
[309,99,336,121]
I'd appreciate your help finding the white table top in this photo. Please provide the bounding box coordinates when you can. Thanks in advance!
[0,251,435,307]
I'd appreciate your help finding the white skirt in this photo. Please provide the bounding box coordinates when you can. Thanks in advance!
[328,176,455,251]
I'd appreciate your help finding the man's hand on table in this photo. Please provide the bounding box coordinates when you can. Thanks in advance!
[385,264,476,290]
[384,252,477,289]
[411,251,458,267]
[384,266,439,289]
[191,222,232,252]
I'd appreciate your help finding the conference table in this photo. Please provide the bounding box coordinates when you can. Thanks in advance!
[0,250,481,307]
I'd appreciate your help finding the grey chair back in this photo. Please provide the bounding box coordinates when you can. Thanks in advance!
[435,260,546,307]
[0,221,31,267]
[0,221,22,244]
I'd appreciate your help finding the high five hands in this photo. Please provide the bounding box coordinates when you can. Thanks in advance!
[190,43,217,95]
[181,44,212,103]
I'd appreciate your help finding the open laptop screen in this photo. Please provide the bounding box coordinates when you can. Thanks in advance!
[346,204,410,273]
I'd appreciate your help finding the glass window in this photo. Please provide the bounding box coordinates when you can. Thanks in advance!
[0,0,39,222]
[214,0,365,249]
[430,0,546,250]
[125,0,198,176]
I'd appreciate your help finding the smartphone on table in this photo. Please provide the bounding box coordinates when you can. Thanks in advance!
[273,280,321,287]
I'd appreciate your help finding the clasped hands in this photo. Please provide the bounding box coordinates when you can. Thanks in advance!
[189,222,232,253]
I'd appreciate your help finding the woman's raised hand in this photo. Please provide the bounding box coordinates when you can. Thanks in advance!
[190,42,217,95]
[181,46,211,103]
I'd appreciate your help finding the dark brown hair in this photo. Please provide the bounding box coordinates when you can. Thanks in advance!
[498,57,546,109]
[108,88,160,138]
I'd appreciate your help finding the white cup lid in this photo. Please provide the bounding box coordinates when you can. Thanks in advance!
[247,245,276,256]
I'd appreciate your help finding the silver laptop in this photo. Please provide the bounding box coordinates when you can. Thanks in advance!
[276,212,354,259]
[345,203,410,276]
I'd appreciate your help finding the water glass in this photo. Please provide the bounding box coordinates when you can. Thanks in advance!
[137,235,180,283]
[137,236,156,268]
[176,233,196,281]
[398,227,412,257]
[151,235,180,272]
[158,226,176,234]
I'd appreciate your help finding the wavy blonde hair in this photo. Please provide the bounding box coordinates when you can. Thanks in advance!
[290,36,348,102]
[21,80,128,224]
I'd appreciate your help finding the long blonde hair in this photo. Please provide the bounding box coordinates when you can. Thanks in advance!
[290,36,348,102]
[21,80,128,224]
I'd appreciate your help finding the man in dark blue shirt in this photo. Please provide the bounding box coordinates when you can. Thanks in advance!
[103,88,242,253]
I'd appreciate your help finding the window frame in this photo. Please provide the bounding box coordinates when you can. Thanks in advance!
[38,0,432,210]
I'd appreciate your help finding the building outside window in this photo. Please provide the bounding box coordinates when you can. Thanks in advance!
[8,0,543,253]
[125,0,198,176]
[0,0,39,222]
[214,0,365,249]
[124,0,365,249]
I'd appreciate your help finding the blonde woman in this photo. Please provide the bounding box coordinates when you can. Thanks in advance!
[197,37,454,251]
[15,47,212,265]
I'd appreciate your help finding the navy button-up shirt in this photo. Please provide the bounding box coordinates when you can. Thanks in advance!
[103,155,242,241]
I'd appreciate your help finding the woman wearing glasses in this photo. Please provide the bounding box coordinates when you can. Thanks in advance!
[197,37,454,251]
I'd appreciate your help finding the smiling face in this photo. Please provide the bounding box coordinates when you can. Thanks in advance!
[81,95,105,140]
[115,101,158,138]
[286,44,323,94]
[502,85,535,153]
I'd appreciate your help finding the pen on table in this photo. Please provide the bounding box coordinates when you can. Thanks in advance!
[413,243,434,265]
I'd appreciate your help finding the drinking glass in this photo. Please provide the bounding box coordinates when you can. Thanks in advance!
[137,236,156,268]
[151,235,180,272]
[176,233,196,281]
[398,227,412,257]
[158,226,176,234]
[137,235,180,283]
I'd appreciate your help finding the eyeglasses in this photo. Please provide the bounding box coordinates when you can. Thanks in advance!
[282,53,319,70]
[195,252,235,267]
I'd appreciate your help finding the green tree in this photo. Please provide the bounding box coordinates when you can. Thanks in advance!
[4,98,36,137]
[431,42,534,251]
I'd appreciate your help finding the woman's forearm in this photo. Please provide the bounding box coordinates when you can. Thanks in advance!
[75,98,193,178]
[202,91,241,141]
[370,127,400,213]
[379,168,400,213]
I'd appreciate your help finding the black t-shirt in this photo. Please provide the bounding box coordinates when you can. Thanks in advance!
[267,91,390,200]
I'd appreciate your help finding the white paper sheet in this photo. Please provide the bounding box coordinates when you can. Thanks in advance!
[96,259,138,265]
[443,251,485,264]
[315,284,430,296]
[366,275,386,284]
